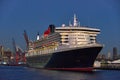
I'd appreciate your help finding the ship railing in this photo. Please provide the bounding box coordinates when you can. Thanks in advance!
[25,43,102,56]
[55,43,102,52]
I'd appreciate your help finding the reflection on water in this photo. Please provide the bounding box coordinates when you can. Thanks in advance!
[0,66,120,80]
[38,69,101,80]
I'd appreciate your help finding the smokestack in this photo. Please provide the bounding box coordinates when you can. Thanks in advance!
[49,24,55,34]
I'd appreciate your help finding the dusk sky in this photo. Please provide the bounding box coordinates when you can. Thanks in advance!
[0,0,120,54]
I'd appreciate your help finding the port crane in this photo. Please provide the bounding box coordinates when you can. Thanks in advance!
[12,38,26,65]
[23,30,29,50]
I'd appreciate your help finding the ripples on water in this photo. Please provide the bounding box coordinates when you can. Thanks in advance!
[0,66,120,80]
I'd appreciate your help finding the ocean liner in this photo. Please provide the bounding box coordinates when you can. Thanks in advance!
[25,14,103,71]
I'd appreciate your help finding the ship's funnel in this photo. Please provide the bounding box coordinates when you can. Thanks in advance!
[49,24,55,34]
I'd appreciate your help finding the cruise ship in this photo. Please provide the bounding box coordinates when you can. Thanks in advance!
[25,14,103,71]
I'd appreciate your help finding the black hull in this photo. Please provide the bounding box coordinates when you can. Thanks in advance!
[26,46,102,71]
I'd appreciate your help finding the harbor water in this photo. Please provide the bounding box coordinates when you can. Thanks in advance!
[0,66,120,80]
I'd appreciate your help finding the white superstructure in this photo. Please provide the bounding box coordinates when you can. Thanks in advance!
[55,14,100,47]
[26,14,101,57]
[56,27,100,46]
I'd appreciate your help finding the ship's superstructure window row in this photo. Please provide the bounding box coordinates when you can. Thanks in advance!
[56,28,99,46]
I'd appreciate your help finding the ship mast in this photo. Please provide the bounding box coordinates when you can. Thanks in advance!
[37,32,40,40]
[73,14,80,27]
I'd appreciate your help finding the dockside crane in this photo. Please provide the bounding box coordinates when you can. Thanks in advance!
[0,46,4,62]
[12,38,19,64]
[23,30,29,50]
[12,38,26,65]
[12,38,17,55]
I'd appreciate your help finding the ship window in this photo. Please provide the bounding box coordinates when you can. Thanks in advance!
[65,38,68,39]
[64,41,68,43]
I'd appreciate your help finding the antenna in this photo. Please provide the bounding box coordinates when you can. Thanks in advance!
[69,21,72,26]
[73,14,80,27]
[73,14,77,26]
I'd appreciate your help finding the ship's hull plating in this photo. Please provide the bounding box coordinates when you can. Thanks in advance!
[26,46,102,71]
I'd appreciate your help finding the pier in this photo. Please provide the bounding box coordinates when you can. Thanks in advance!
[94,59,120,70]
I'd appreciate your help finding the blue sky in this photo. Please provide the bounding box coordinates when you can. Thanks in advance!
[0,0,120,54]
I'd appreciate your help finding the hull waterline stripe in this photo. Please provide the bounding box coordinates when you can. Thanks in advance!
[46,67,93,71]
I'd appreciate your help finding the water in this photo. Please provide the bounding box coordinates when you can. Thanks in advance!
[0,66,120,80]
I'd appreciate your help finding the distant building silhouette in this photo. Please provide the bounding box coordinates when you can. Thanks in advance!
[113,47,117,60]
[101,54,106,60]
[107,52,111,60]
[96,53,106,61]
